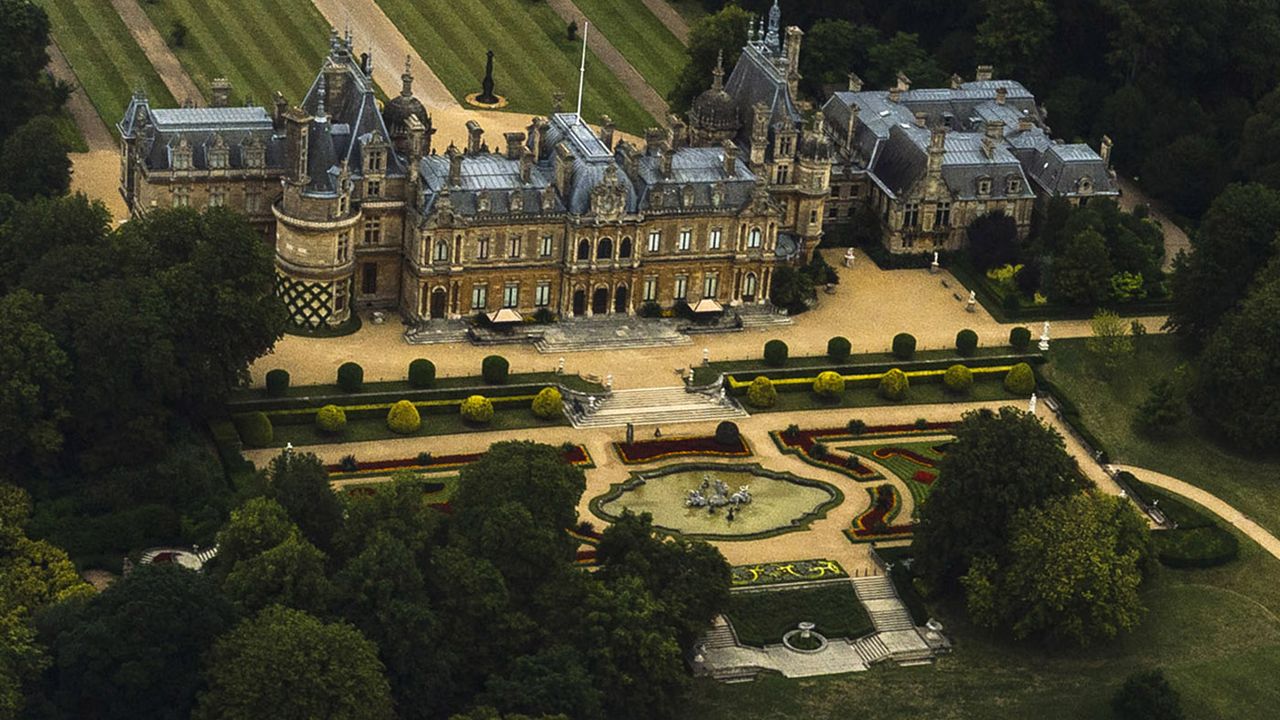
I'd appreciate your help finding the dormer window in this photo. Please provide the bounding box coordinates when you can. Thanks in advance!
[208,147,229,170]
[1077,176,1093,194]
[977,177,992,195]
[172,141,192,170]
[367,149,384,173]
[1006,177,1021,194]
[244,144,264,169]
[681,185,695,208]
[510,190,523,212]
[476,190,489,212]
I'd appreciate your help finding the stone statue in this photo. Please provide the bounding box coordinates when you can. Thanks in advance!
[1028,392,1038,414]
[930,251,940,273]
[965,290,977,312]
[1039,321,1051,351]
[477,49,499,104]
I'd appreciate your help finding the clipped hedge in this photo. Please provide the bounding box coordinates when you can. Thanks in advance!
[892,333,916,360]
[943,364,973,394]
[1004,362,1035,396]
[827,336,852,362]
[234,412,273,447]
[460,395,495,424]
[265,369,290,397]
[813,370,846,398]
[955,329,978,357]
[532,387,563,419]
[715,421,741,447]
[879,368,909,400]
[408,359,436,389]
[1121,473,1240,568]
[337,362,364,392]
[386,400,422,434]
[763,339,789,367]
[1009,326,1032,351]
[315,404,347,433]
[746,376,777,408]
[482,355,510,384]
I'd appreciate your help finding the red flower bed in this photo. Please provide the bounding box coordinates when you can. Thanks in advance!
[776,422,954,454]
[614,436,750,464]
[872,447,938,468]
[326,445,592,475]
[912,470,937,484]
[846,485,914,540]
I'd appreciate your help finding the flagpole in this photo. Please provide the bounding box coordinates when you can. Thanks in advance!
[575,21,589,125]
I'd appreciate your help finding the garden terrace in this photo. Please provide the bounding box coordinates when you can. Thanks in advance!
[256,401,569,448]
[772,422,955,482]
[326,443,592,480]
[843,441,950,509]
[229,372,604,408]
[614,434,751,464]
[695,347,1042,386]
[725,584,874,647]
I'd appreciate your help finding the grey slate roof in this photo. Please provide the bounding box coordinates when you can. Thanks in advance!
[120,92,288,173]
[633,147,756,212]
[723,44,802,146]
[418,153,564,217]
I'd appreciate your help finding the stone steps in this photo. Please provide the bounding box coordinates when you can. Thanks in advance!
[404,325,471,345]
[737,313,794,329]
[852,576,916,633]
[535,333,691,353]
[572,386,746,428]
[703,616,739,649]
[850,634,891,665]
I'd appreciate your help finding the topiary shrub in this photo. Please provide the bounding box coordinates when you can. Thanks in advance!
[1111,670,1184,720]
[1004,362,1036,396]
[315,405,347,433]
[1009,326,1032,351]
[386,400,422,434]
[943,364,973,394]
[339,454,359,472]
[532,387,563,419]
[783,423,800,440]
[892,333,916,360]
[811,442,828,459]
[234,412,273,447]
[827,336,852,362]
[813,370,846,398]
[715,421,740,447]
[481,355,510,384]
[265,369,290,397]
[955,329,979,357]
[746,376,777,408]
[337,362,364,392]
[763,339,789,367]
[879,368,909,400]
[408,359,436,389]
[460,395,494,424]
[847,418,867,435]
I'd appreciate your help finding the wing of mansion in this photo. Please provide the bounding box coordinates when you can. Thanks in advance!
[117,4,1116,330]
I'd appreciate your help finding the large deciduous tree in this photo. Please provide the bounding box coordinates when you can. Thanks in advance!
[1049,227,1114,305]
[0,290,71,471]
[262,451,343,552]
[0,116,71,201]
[667,5,752,113]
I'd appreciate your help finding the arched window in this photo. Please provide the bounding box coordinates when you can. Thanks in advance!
[743,272,759,299]
[618,237,632,259]
[748,227,762,248]
[434,240,449,262]
[577,238,591,261]
[597,237,613,260]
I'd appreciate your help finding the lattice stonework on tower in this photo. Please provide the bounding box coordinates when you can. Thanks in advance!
[276,272,344,328]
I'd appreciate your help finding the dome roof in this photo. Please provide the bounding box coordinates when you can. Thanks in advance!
[690,87,739,132]
[383,94,429,134]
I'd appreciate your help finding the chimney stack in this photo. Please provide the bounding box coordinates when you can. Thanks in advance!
[519,148,534,184]
[1018,114,1033,132]
[976,64,994,82]
[659,148,673,178]
[618,141,640,180]
[554,142,575,197]
[847,72,863,92]
[985,120,1005,141]
[504,132,525,160]
[1100,134,1113,167]
[996,87,1008,105]
[465,121,484,155]
[785,26,803,98]
[446,143,462,186]
[896,72,912,92]
[888,86,901,103]
[273,91,288,129]
[667,114,687,150]
[599,115,615,150]
[950,73,962,90]
[644,128,666,156]
[722,140,737,177]
[211,78,231,108]
[914,112,927,128]
[981,136,995,159]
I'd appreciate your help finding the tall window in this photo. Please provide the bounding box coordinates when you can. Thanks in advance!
[337,232,350,263]
[245,187,261,213]
[934,202,951,228]
[678,229,691,251]
[362,263,378,294]
[367,180,382,197]
[172,147,192,170]
[364,218,382,245]
[477,237,490,260]
[208,187,225,208]
[503,283,519,308]
[334,279,348,312]
[674,275,688,300]
[748,227,762,248]
[540,235,553,257]
[647,230,661,253]
[709,228,722,250]
[643,277,657,302]
[597,237,613,259]
[471,284,488,311]
[508,235,521,258]
[173,186,190,208]
[367,150,384,172]
[535,282,551,307]
[434,239,449,262]
[577,239,591,261]
[904,202,921,228]
[208,149,228,170]
[775,165,790,184]
[703,273,719,298]
[619,237,633,258]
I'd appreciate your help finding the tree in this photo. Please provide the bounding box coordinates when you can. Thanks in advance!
[668,5,752,113]
[0,0,64,137]
[0,289,70,471]
[1168,183,1280,345]
[975,0,1055,85]
[913,407,1087,587]
[867,32,945,88]
[1112,669,1185,720]
[0,116,71,200]
[797,19,879,96]
[813,371,845,398]
[193,606,393,720]
[49,564,236,720]
[768,264,815,314]
[531,387,562,419]
[1237,87,1280,190]
[212,497,296,576]
[745,376,776,408]
[962,492,1149,646]
[879,368,909,400]
[1192,253,1280,451]
[1135,376,1186,435]
[386,399,422,434]
[222,531,333,615]
[1049,228,1114,305]
[479,645,603,720]
[1087,309,1134,372]
[264,451,343,552]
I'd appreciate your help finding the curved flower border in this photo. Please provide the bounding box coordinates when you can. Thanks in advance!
[613,435,752,464]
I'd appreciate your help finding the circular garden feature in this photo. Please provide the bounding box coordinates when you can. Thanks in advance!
[590,463,842,541]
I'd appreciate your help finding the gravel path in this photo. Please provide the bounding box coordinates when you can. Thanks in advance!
[109,0,206,106]
[545,0,671,122]
[1111,464,1280,561]
[642,0,690,45]
[45,41,115,151]
[309,0,456,108]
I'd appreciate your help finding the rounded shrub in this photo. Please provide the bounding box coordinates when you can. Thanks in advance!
[1004,362,1036,396]
[943,364,974,394]
[460,395,494,424]
[763,339,789,367]
[315,404,347,433]
[879,368,909,400]
[481,355,510,384]
[1009,326,1032,351]
[715,421,741,447]
[891,333,916,360]
[386,400,422,434]
[955,329,978,357]
[265,369,290,397]
[813,370,846,398]
[746,376,777,408]
[408,359,436,389]
[826,336,852,362]
[337,362,364,392]
[532,387,563,419]
[235,412,273,447]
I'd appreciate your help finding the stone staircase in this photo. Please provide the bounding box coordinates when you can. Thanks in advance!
[736,304,793,329]
[851,575,915,632]
[571,386,747,428]
[404,320,471,345]
[534,319,691,353]
[850,634,891,665]
[704,616,740,649]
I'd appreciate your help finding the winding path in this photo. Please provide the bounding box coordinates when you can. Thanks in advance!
[1111,464,1280,561]
[109,0,206,106]
[545,0,671,122]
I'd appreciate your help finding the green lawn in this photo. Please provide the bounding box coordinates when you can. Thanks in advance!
[725,584,873,647]
[376,0,655,132]
[570,0,686,99]
[1042,335,1280,537]
[685,534,1280,720]
[138,0,330,106]
[37,0,175,133]
[843,440,948,510]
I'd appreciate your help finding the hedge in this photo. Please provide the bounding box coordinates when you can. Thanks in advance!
[461,395,495,423]
[727,364,1014,393]
[532,387,563,419]
[827,336,852,362]
[943,364,973,394]
[813,371,846,397]
[337,362,364,392]
[482,355,510,384]
[386,400,422,434]
[1121,474,1240,568]
[315,405,347,433]
[879,368,909,400]
[892,333,916,360]
[265,369,290,397]
[715,421,741,447]
[764,339,789,367]
[234,412,273,448]
[1009,326,1032,350]
[408,359,436,389]
[265,394,541,426]
[1033,371,1112,463]
[1004,363,1036,395]
[722,352,1041,388]
[955,329,978,356]
[746,376,777,408]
